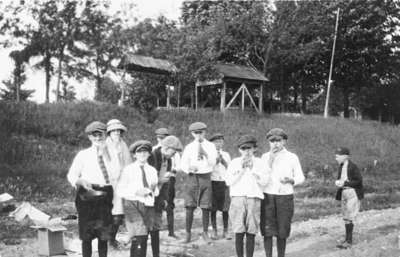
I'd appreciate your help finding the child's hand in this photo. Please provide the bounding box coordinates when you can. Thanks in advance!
[335,180,344,187]
[136,188,152,197]
[280,177,294,185]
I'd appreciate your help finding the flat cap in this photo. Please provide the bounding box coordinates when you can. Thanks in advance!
[209,133,224,142]
[335,147,350,155]
[189,122,207,131]
[129,140,152,153]
[161,135,183,151]
[155,128,169,136]
[85,121,106,134]
[107,119,127,133]
[237,134,257,148]
[266,128,288,140]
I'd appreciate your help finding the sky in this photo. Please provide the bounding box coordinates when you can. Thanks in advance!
[0,0,184,102]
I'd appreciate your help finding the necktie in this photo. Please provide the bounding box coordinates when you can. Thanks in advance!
[98,154,110,184]
[268,153,276,169]
[198,141,206,160]
[140,165,149,188]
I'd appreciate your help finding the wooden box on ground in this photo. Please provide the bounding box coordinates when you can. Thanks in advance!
[31,225,67,256]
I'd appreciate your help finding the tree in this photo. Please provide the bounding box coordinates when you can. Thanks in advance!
[0,80,34,101]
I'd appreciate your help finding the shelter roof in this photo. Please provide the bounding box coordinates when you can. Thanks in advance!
[118,54,177,75]
[196,63,268,86]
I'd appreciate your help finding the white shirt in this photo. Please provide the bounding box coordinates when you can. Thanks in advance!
[340,160,349,182]
[211,150,231,181]
[225,156,269,199]
[67,146,114,187]
[180,139,218,174]
[261,148,305,195]
[116,161,159,206]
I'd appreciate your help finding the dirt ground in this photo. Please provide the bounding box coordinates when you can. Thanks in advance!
[1,201,400,257]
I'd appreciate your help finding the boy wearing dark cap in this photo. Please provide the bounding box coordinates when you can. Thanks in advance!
[260,128,305,257]
[334,147,363,249]
[116,140,159,257]
[67,121,114,257]
[180,122,218,243]
[225,135,269,257]
[152,129,182,238]
[148,135,183,252]
[209,133,231,239]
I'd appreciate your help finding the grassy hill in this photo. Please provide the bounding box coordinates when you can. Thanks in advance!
[1,101,400,222]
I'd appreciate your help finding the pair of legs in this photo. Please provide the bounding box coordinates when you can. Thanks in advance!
[130,231,160,257]
[167,176,177,237]
[337,188,360,248]
[260,194,294,257]
[82,240,108,257]
[235,233,255,257]
[184,173,212,243]
[263,237,287,257]
[185,207,211,242]
[210,211,229,238]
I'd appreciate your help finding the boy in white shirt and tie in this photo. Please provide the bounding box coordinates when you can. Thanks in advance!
[67,121,114,257]
[180,122,218,243]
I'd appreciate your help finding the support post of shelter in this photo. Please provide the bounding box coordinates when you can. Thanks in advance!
[241,83,245,111]
[195,84,198,110]
[221,82,226,112]
[259,83,263,113]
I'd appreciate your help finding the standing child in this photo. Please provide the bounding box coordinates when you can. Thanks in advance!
[148,135,183,257]
[152,128,181,238]
[67,121,114,257]
[106,119,133,248]
[260,128,305,257]
[334,147,363,249]
[180,122,218,243]
[209,133,231,239]
[225,135,269,257]
[116,140,159,257]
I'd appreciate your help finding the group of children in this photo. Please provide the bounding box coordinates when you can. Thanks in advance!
[67,120,363,257]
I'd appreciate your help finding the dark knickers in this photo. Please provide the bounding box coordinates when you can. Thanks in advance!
[183,173,212,209]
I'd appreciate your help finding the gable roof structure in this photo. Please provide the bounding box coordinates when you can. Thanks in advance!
[118,54,178,75]
[196,63,268,86]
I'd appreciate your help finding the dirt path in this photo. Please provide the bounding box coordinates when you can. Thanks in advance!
[1,206,400,257]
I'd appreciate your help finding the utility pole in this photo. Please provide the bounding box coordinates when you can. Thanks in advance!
[324,8,340,118]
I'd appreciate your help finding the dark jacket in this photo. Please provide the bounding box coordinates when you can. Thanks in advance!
[335,160,364,201]
[148,147,172,211]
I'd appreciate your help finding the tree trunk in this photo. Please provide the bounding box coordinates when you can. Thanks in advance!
[301,83,307,114]
[342,86,350,118]
[55,48,64,102]
[44,52,52,103]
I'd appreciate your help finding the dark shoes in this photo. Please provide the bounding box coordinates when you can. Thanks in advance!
[336,241,352,249]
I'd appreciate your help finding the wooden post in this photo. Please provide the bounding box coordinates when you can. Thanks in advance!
[166,85,170,108]
[177,82,181,107]
[259,83,263,113]
[195,84,198,110]
[241,83,245,111]
[220,82,226,112]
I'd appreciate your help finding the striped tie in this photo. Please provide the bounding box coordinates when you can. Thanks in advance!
[140,165,149,188]
[98,154,110,184]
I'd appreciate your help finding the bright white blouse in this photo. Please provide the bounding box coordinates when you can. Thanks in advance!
[225,156,270,199]
[67,146,114,187]
[180,139,218,174]
[211,150,231,181]
[115,161,159,206]
[261,148,305,195]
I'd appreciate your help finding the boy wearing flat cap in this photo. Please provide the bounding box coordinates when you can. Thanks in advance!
[67,121,114,257]
[334,147,363,249]
[152,129,182,239]
[105,119,133,248]
[260,128,305,257]
[116,140,159,257]
[180,122,218,243]
[209,133,231,239]
[225,134,269,257]
[147,136,183,255]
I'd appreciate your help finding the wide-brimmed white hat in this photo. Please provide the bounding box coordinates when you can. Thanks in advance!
[106,119,127,133]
